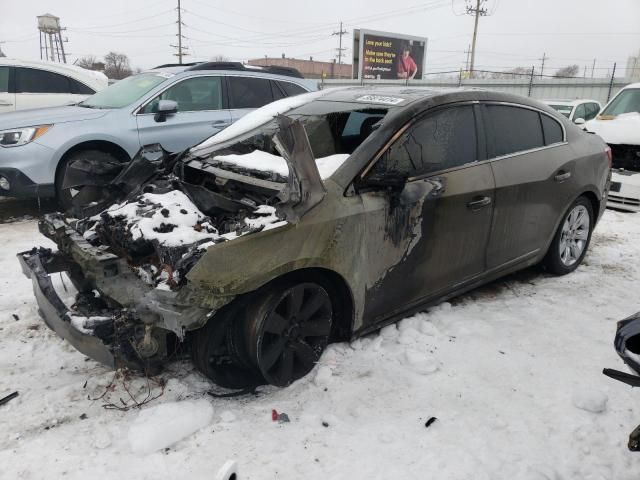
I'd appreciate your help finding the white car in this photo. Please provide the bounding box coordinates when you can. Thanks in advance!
[585,83,640,211]
[0,58,108,113]
[543,99,602,127]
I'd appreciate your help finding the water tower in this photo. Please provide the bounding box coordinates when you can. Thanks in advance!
[37,14,67,63]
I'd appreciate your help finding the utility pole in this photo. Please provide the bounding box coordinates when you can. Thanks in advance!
[332,21,348,66]
[464,44,471,73]
[466,0,488,78]
[591,58,596,78]
[171,0,188,64]
[539,52,547,77]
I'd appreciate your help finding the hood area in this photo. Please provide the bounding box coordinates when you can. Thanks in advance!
[0,105,109,130]
[586,112,640,145]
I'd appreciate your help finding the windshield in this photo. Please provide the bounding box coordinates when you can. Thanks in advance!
[602,89,640,116]
[79,73,168,109]
[190,100,389,180]
[548,104,573,118]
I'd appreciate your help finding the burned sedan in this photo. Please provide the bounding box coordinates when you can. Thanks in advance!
[19,87,611,388]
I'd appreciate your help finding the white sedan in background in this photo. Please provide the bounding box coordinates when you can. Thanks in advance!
[585,83,640,212]
[0,58,108,113]
[543,99,602,127]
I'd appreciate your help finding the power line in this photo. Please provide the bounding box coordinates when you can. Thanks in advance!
[171,0,188,64]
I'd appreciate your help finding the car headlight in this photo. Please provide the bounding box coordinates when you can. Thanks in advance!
[0,125,52,147]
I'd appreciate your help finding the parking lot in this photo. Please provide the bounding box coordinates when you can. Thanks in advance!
[1,209,639,479]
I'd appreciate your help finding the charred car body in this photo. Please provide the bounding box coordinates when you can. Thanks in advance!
[20,87,611,387]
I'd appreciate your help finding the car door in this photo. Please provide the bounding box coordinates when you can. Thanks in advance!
[484,103,577,269]
[136,75,231,152]
[14,67,77,110]
[357,104,495,324]
[0,66,15,112]
[227,76,277,123]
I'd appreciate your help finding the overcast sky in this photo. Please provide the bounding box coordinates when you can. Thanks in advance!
[1,0,639,77]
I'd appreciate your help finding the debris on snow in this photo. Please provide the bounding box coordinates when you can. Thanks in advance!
[424,417,438,428]
[128,399,214,454]
[0,391,19,407]
[215,460,239,480]
[572,388,608,414]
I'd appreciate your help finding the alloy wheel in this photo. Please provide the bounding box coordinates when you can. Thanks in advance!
[559,204,590,267]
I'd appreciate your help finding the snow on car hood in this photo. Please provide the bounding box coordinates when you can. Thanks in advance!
[586,112,640,145]
[212,150,350,180]
[99,190,286,248]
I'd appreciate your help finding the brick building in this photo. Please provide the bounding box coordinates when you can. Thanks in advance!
[247,56,352,79]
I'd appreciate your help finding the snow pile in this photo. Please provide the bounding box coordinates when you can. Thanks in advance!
[212,150,350,180]
[103,190,219,247]
[572,388,608,414]
[127,399,214,454]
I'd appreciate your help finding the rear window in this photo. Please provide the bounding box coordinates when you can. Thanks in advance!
[228,77,273,109]
[69,78,95,95]
[277,81,307,97]
[16,67,71,94]
[486,105,544,157]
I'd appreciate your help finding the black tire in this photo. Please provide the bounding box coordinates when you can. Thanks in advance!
[543,196,594,275]
[55,150,124,212]
[190,303,263,390]
[243,281,333,387]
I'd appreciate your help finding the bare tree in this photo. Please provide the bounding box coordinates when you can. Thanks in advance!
[211,54,230,62]
[75,55,105,71]
[104,52,133,80]
[554,64,579,78]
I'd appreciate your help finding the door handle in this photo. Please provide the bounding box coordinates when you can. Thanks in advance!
[554,171,571,182]
[467,196,492,211]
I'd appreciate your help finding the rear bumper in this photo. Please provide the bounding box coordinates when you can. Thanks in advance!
[18,248,116,368]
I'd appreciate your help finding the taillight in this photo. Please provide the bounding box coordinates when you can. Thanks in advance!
[605,146,612,168]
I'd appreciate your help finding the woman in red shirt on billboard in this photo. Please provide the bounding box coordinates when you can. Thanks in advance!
[397,45,418,80]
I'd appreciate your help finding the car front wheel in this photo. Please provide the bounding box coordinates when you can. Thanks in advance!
[543,196,594,275]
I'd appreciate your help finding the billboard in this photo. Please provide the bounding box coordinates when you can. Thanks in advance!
[352,29,427,81]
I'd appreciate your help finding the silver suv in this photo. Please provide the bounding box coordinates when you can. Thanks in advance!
[0,62,316,208]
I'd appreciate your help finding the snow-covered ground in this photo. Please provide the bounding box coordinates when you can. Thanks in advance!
[1,211,640,479]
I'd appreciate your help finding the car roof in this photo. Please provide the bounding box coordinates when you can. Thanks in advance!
[622,82,640,90]
[313,86,454,105]
[0,57,108,90]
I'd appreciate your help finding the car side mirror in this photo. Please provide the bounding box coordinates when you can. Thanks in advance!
[574,117,586,125]
[154,100,178,123]
[358,173,408,193]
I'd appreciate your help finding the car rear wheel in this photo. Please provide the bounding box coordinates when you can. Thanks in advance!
[56,150,125,211]
[543,196,593,275]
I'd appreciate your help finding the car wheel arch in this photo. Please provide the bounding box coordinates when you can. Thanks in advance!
[223,266,355,343]
[54,140,131,188]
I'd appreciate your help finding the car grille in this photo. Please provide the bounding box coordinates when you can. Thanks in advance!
[610,144,640,171]
[608,193,640,207]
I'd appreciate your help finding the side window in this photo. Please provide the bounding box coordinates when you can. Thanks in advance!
[69,78,95,95]
[15,67,71,94]
[277,81,307,97]
[541,114,564,145]
[0,67,9,93]
[585,103,600,120]
[573,103,586,120]
[368,106,477,180]
[228,77,273,109]
[142,76,222,113]
[486,105,544,157]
